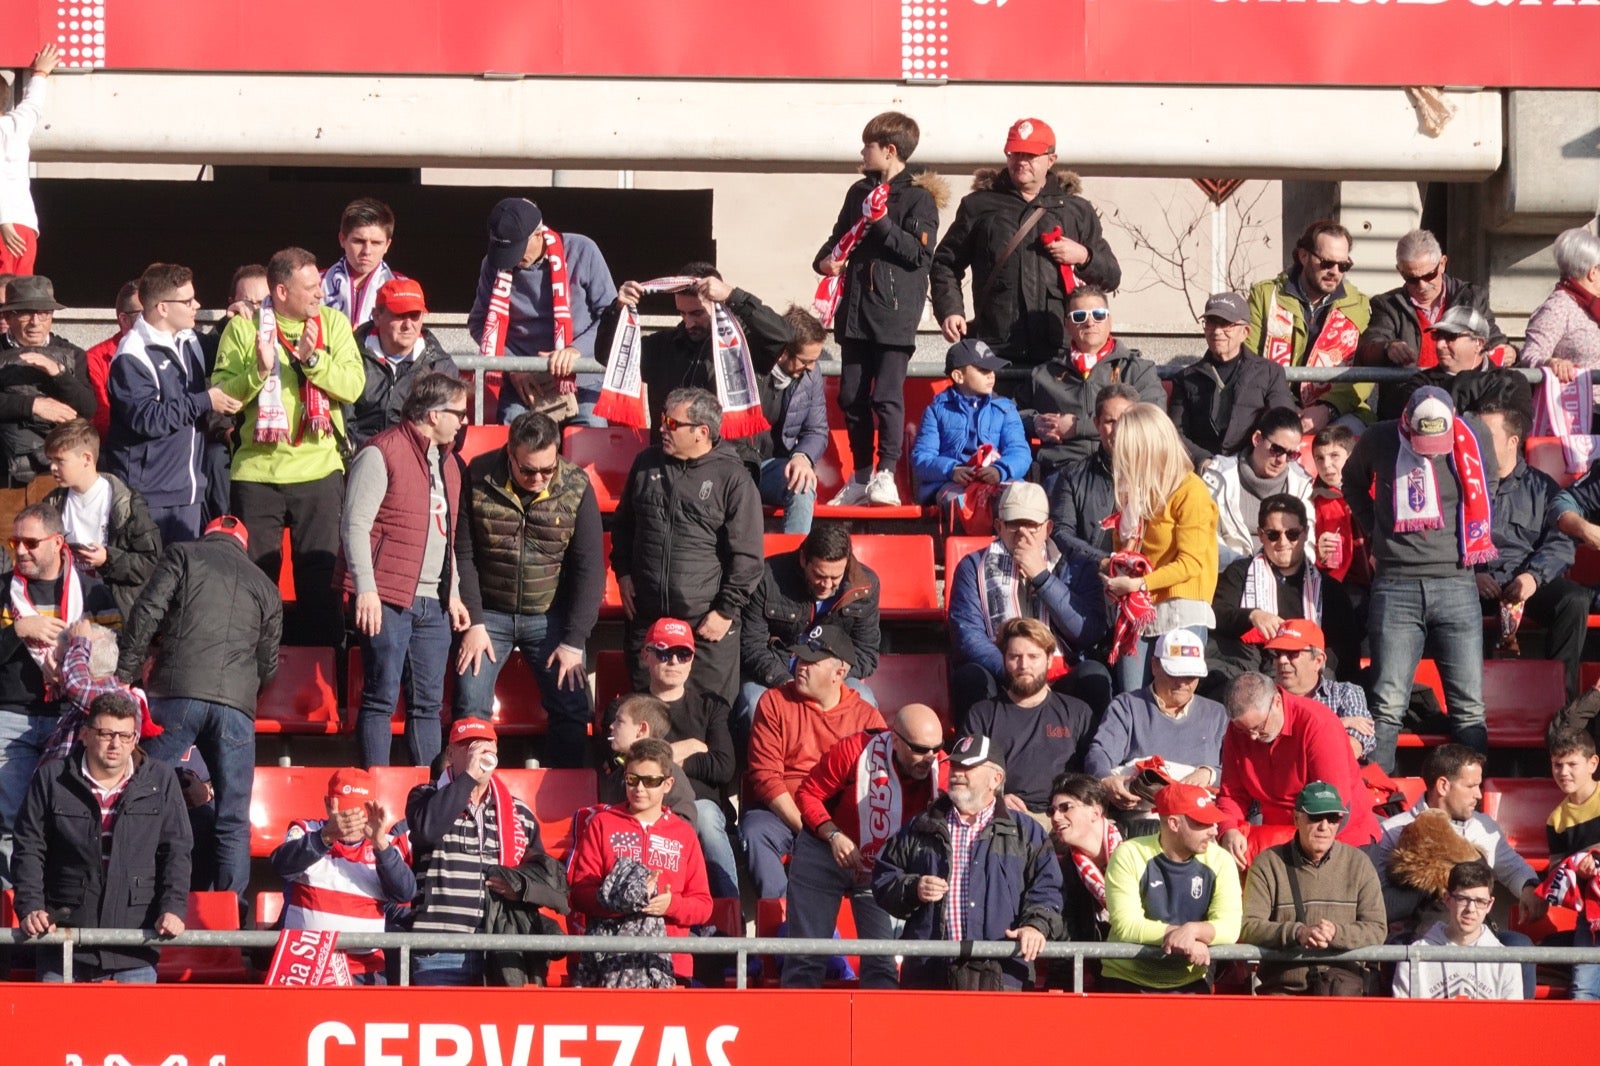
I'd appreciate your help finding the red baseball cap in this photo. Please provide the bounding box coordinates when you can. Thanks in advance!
[1155,782,1225,824]
[449,717,497,745]
[376,277,427,315]
[203,515,249,551]
[644,618,695,651]
[1004,117,1056,155]
[327,766,375,802]
[1263,620,1326,654]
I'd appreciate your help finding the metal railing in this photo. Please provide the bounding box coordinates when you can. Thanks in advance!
[11,927,1600,994]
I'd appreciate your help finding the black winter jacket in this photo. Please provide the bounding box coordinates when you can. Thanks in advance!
[1375,363,1533,423]
[1046,447,1117,563]
[1020,340,1165,467]
[115,532,283,716]
[346,324,461,448]
[739,550,882,688]
[12,749,192,972]
[930,168,1121,366]
[1208,557,1360,689]
[1358,276,1509,365]
[45,475,163,620]
[812,166,948,346]
[0,336,97,485]
[1168,350,1296,464]
[610,441,765,625]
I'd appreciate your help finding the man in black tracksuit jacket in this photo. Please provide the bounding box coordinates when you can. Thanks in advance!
[611,386,764,706]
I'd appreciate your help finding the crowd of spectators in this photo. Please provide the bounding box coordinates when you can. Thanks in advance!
[3,81,1600,998]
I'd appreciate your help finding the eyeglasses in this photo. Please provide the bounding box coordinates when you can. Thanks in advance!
[648,647,694,664]
[90,728,137,744]
[1313,257,1354,273]
[162,295,201,309]
[1067,308,1111,325]
[514,460,559,480]
[1400,264,1443,286]
[8,535,58,551]
[1270,647,1313,661]
[436,407,469,419]
[623,772,668,789]
[1260,527,1305,543]
[1264,441,1300,461]
[1303,812,1343,824]
[893,731,942,756]
[660,415,704,433]
[1202,317,1244,330]
[1448,893,1493,911]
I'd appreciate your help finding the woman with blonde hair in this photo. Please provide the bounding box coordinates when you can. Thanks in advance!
[1100,402,1219,692]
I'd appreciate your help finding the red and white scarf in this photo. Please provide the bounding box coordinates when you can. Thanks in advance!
[10,550,84,691]
[1239,553,1323,639]
[1263,296,1361,407]
[439,767,528,866]
[1100,537,1156,665]
[854,730,942,874]
[952,443,1004,536]
[974,538,1070,679]
[811,182,890,328]
[265,928,354,987]
[255,298,333,445]
[1040,225,1080,299]
[1069,818,1123,924]
[1533,367,1600,475]
[478,231,578,406]
[596,277,771,438]
[1393,417,1498,567]
[1539,851,1600,935]
[322,258,396,328]
[1071,337,1114,380]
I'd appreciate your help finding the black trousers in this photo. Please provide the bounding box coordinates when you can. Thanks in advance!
[232,472,345,646]
[1484,574,1590,701]
[837,340,913,474]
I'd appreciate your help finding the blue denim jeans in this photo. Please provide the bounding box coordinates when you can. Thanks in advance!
[694,798,741,900]
[454,608,591,768]
[1367,575,1487,772]
[40,962,157,983]
[741,807,797,901]
[0,709,54,886]
[781,830,902,989]
[1572,918,1600,1000]
[411,950,484,986]
[356,595,453,769]
[143,698,255,895]
[758,457,817,535]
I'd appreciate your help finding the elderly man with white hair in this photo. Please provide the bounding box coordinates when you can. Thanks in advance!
[1521,227,1600,383]
[1358,228,1512,372]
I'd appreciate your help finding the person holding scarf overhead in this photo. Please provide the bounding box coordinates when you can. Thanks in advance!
[469,197,617,426]
[1342,386,1498,772]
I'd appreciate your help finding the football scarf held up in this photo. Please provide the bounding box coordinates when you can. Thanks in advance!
[255,296,333,446]
[811,182,890,328]
[596,277,771,438]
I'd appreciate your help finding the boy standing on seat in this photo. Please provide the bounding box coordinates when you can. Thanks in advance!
[815,112,945,508]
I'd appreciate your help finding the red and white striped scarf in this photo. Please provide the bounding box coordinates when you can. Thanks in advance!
[1069,818,1123,924]
[1071,337,1114,380]
[478,231,578,407]
[596,277,771,438]
[1539,851,1600,935]
[9,551,84,693]
[1533,367,1600,476]
[322,258,397,328]
[811,182,890,328]
[853,730,943,874]
[254,298,333,445]
[1097,517,1156,664]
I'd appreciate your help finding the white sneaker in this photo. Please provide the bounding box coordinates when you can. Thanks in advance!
[828,479,871,506]
[867,470,902,506]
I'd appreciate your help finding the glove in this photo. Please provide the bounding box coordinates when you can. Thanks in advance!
[861,183,890,224]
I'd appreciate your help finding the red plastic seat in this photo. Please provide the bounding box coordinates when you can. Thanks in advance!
[942,535,994,615]
[277,529,295,603]
[765,533,805,557]
[254,647,341,735]
[1298,434,1317,478]
[866,653,952,734]
[1391,776,1427,811]
[346,647,548,738]
[850,535,940,620]
[600,531,624,620]
[1526,436,1579,489]
[254,890,284,930]
[156,891,248,982]
[810,428,926,522]
[1360,657,1447,749]
[458,423,509,463]
[494,768,598,861]
[1481,659,1564,748]
[562,426,648,513]
[1482,777,1562,871]
[753,895,861,986]
[250,765,340,857]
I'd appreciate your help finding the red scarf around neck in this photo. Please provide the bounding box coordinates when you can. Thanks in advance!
[478,230,577,408]
[1560,278,1600,327]
[1072,337,1114,379]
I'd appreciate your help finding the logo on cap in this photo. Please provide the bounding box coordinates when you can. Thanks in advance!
[1417,416,1448,434]
[808,626,824,641]
[1016,120,1032,138]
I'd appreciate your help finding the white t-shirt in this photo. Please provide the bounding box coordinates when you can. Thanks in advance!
[62,477,113,549]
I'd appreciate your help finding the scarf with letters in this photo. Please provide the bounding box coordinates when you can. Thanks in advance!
[1539,851,1600,935]
[437,766,528,866]
[255,297,333,445]
[1533,367,1600,476]
[811,182,890,328]
[1393,415,1497,567]
[853,730,943,873]
[479,231,578,407]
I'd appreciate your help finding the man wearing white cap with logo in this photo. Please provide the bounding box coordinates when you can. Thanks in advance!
[1084,630,1227,835]
[1342,386,1497,771]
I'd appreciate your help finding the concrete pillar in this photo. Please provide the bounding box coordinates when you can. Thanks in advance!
[1339,181,1423,301]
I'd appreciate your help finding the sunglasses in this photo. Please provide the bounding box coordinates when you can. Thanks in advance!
[623,772,668,789]
[1067,308,1111,325]
[514,460,559,479]
[1400,263,1443,285]
[1313,257,1354,273]
[8,535,58,551]
[1260,527,1304,543]
[1264,441,1300,461]
[649,647,694,664]
[1303,812,1343,824]
[660,415,704,433]
[437,407,469,419]
[894,731,942,756]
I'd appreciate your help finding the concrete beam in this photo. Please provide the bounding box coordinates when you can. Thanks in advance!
[30,73,1503,179]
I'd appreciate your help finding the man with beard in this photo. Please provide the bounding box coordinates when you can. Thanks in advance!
[872,734,1063,990]
[962,618,1093,826]
[784,703,949,989]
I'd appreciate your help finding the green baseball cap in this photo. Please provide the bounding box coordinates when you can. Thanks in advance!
[1296,781,1348,817]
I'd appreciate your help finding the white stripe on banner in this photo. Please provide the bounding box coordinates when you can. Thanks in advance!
[55,3,109,69]
[901,3,951,81]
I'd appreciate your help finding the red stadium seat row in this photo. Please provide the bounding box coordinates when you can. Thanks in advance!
[1361,656,1562,750]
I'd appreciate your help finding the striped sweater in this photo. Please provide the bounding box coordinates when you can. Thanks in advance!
[405,772,543,936]
[270,819,415,974]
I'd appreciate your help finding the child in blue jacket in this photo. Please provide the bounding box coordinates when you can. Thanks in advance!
[911,339,1033,505]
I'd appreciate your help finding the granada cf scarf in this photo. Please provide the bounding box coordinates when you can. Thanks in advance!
[596,277,771,438]
[1103,544,1155,665]
[811,182,890,328]
[479,231,578,405]
[1039,225,1080,299]
[1539,851,1600,935]
[9,550,84,694]
[953,443,1003,536]
[322,258,396,328]
[1071,337,1114,379]
[1262,296,1361,407]
[255,297,333,445]
[853,730,942,872]
[265,928,353,987]
[1533,367,1600,476]
[1393,417,1497,568]
[439,767,529,866]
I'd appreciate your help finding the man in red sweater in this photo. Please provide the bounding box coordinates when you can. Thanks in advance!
[743,623,886,900]
[783,703,949,988]
[1216,671,1380,867]
[84,281,139,437]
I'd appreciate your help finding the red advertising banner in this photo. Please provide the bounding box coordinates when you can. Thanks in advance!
[2,984,1585,1066]
[7,0,1597,87]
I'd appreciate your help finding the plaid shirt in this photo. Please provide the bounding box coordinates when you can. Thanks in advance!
[943,800,997,941]
[1311,676,1376,762]
[79,754,133,870]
